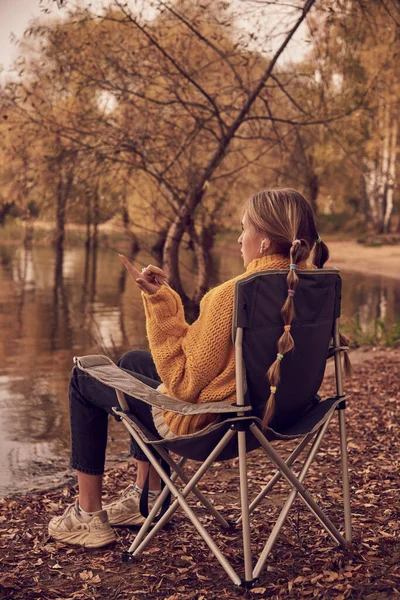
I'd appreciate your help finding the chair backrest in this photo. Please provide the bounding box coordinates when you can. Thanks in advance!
[233,269,342,432]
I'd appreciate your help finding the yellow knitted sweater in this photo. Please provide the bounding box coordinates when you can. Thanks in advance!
[142,254,304,436]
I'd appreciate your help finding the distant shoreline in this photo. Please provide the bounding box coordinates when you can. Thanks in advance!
[326,240,400,282]
[1,220,399,281]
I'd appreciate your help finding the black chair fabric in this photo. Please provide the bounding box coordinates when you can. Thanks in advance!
[236,270,342,431]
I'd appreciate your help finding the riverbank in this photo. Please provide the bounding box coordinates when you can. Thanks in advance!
[3,219,400,281]
[326,239,400,281]
[1,348,399,599]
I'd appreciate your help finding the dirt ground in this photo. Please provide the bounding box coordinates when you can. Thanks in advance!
[326,240,400,281]
[1,349,399,600]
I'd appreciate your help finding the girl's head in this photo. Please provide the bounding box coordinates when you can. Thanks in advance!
[239,188,329,269]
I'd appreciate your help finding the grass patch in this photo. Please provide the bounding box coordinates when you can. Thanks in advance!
[318,212,366,235]
[343,317,400,348]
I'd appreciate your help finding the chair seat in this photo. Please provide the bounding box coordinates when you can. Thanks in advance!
[114,408,261,461]
[273,396,343,438]
[113,395,343,461]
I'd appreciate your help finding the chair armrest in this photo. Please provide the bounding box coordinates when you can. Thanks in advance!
[74,355,251,415]
[327,346,349,359]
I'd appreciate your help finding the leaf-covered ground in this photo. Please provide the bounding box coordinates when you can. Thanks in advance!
[1,350,399,600]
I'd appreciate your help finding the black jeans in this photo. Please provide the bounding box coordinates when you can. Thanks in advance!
[69,350,162,475]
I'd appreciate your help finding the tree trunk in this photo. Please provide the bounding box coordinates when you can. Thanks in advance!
[82,241,91,308]
[24,219,34,249]
[201,221,217,255]
[55,173,67,253]
[307,171,319,215]
[151,228,168,265]
[188,222,209,305]
[92,185,100,250]
[0,201,15,226]
[380,102,391,233]
[163,205,192,301]
[383,117,398,233]
[364,160,379,231]
[90,244,98,305]
[50,244,63,353]
[365,102,398,234]
[54,153,74,253]
[193,220,219,303]
[121,200,140,255]
[85,194,92,251]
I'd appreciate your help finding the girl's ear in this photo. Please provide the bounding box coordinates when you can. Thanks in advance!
[260,238,270,253]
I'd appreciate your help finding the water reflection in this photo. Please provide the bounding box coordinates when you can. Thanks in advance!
[0,243,399,496]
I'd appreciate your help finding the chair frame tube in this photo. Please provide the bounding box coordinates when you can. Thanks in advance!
[124,423,235,553]
[236,433,313,524]
[126,457,186,554]
[339,410,352,543]
[115,399,230,529]
[253,416,334,577]
[120,417,242,586]
[238,430,252,582]
[333,319,344,397]
[250,422,348,549]
[333,318,352,543]
[235,328,245,410]
[236,328,253,580]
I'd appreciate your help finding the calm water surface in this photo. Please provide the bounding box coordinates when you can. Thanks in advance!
[1,242,399,496]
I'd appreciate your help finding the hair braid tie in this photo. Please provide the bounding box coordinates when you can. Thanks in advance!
[284,325,291,332]
[292,239,301,247]
[270,386,277,394]
[288,289,295,297]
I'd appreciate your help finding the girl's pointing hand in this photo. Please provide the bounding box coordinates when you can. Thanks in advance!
[118,255,168,295]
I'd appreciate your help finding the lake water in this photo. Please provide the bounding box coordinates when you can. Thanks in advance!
[1,242,399,497]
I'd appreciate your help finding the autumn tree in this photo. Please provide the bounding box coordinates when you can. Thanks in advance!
[307,0,400,232]
[9,1,321,304]
[4,0,387,313]
[1,47,128,252]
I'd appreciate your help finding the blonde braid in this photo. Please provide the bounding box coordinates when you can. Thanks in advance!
[262,239,310,429]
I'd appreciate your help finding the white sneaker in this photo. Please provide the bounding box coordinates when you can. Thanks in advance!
[103,485,156,527]
[48,500,116,548]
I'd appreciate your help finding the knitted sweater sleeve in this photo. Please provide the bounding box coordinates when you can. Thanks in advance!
[142,282,234,402]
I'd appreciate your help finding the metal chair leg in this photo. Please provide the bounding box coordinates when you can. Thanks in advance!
[338,408,352,544]
[122,423,242,585]
[236,433,313,524]
[250,423,348,549]
[127,458,185,554]
[253,418,332,578]
[238,430,252,583]
[130,429,235,556]
[119,416,230,528]
[161,451,231,528]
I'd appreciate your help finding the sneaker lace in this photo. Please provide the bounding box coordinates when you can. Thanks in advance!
[56,502,77,521]
[119,485,138,501]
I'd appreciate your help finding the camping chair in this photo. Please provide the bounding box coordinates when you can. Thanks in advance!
[74,268,352,589]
